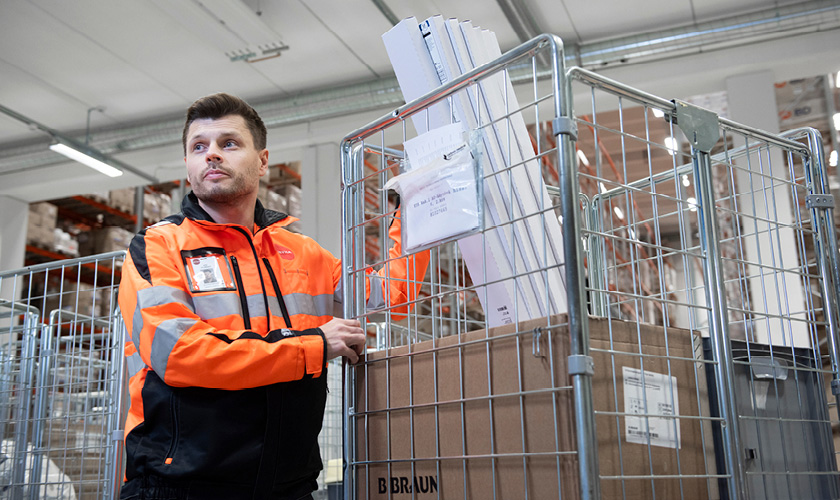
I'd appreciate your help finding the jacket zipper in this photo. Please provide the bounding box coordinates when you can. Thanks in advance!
[231,226,273,331]
[164,392,179,464]
[230,255,251,330]
[263,258,293,329]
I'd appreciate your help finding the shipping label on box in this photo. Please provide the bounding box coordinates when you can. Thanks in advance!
[622,366,681,449]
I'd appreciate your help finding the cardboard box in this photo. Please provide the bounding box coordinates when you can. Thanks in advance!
[355,316,714,499]
[29,202,58,232]
[109,187,136,214]
[77,227,134,256]
[95,227,134,253]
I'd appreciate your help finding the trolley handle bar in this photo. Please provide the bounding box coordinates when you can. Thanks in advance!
[341,34,563,145]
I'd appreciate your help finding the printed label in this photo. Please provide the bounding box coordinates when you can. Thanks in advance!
[623,366,681,449]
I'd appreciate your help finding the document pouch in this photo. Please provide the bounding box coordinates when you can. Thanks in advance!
[384,136,482,254]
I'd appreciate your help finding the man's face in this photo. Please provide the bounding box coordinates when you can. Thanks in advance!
[184,115,268,205]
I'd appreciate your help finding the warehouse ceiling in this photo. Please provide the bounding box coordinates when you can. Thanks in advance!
[1,0,839,202]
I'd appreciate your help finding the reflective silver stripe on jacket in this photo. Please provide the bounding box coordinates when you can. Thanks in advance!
[125,350,146,379]
[133,286,194,347]
[193,293,241,320]
[151,317,197,380]
[284,292,333,318]
[192,293,283,322]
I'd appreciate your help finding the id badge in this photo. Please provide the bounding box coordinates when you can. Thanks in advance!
[181,248,236,293]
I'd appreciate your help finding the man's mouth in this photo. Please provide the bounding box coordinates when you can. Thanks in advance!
[204,168,229,180]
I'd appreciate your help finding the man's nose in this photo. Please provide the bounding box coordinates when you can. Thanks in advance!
[205,143,223,162]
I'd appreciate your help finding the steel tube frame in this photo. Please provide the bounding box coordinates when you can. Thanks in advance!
[340,33,603,500]
[692,148,746,500]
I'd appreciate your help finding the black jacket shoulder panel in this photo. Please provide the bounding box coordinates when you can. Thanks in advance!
[128,213,186,285]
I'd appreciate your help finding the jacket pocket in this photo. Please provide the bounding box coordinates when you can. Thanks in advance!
[141,371,266,486]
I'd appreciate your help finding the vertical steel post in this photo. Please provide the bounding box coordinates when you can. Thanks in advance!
[28,311,58,500]
[554,37,600,500]
[11,310,39,500]
[795,128,840,427]
[676,100,746,500]
[110,311,129,500]
[133,186,145,234]
[341,141,366,500]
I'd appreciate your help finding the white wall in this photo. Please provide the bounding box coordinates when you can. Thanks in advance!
[300,143,342,258]
[0,195,28,302]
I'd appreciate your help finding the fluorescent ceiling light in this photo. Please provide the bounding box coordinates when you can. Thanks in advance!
[833,112,840,131]
[830,150,838,167]
[50,143,123,177]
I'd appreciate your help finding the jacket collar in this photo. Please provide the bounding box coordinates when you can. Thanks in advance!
[181,191,289,230]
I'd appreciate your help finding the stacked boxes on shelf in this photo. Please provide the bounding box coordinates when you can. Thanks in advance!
[143,191,172,223]
[39,279,111,319]
[27,202,59,248]
[77,227,134,257]
[258,184,301,232]
[108,187,135,214]
[53,228,79,257]
[106,187,172,224]
[258,185,289,214]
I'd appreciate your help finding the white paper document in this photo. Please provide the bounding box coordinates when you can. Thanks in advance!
[623,367,681,449]
[385,125,481,253]
[382,16,569,326]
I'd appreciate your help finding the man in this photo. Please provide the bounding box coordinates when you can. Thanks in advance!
[118,93,429,499]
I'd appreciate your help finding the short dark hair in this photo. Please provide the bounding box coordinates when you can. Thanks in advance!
[182,93,267,154]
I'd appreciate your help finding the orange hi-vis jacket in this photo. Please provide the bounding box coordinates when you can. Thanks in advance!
[118,192,429,499]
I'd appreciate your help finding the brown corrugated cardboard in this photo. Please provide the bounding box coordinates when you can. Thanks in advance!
[590,319,716,499]
[355,315,714,499]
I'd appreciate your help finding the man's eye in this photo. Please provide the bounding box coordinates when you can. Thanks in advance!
[192,143,205,152]
[225,140,236,148]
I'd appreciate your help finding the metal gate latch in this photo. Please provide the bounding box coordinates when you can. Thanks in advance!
[806,194,835,210]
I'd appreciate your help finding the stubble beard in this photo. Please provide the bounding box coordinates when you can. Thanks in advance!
[193,166,250,206]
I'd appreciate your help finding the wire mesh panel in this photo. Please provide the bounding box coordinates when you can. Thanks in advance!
[566,67,840,499]
[341,31,840,500]
[341,35,585,500]
[0,251,127,500]
[318,358,346,500]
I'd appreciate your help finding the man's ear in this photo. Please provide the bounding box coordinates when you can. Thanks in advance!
[184,157,191,184]
[258,149,269,177]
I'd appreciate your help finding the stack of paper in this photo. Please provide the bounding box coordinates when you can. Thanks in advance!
[383,16,567,326]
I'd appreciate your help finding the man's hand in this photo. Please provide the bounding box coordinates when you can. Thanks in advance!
[320,318,366,364]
